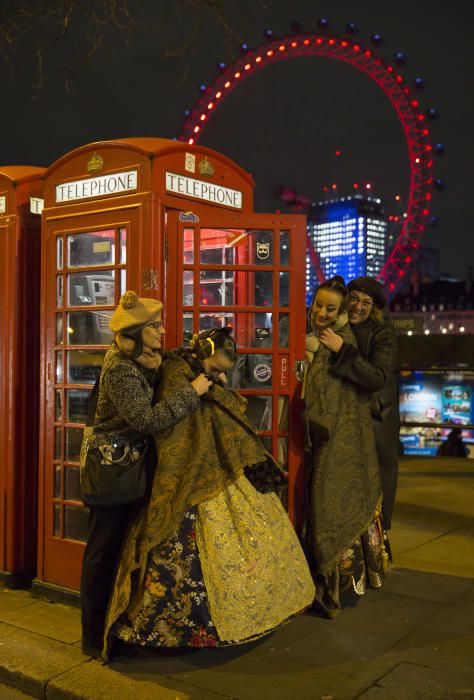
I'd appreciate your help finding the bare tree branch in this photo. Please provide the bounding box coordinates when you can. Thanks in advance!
[0,0,256,94]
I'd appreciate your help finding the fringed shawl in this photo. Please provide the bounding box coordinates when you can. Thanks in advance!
[304,316,382,576]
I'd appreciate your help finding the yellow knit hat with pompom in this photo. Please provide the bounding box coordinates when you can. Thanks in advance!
[109,290,163,332]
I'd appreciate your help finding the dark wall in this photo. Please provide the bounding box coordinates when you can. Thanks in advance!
[398,335,474,368]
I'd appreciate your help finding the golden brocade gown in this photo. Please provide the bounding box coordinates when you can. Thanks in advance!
[114,475,315,647]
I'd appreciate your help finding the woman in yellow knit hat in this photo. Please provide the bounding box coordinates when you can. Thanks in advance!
[81,291,212,659]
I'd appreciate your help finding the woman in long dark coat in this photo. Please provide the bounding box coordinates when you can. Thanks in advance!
[303,276,387,618]
[318,276,399,531]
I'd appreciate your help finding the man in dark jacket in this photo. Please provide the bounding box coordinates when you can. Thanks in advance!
[318,277,400,530]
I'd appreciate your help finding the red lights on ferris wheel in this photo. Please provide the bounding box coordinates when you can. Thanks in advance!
[180,25,444,296]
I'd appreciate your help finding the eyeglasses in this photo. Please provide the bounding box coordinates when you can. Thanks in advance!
[348,293,373,310]
[147,321,163,330]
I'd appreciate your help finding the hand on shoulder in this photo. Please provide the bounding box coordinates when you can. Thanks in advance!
[319,328,344,353]
[135,348,163,371]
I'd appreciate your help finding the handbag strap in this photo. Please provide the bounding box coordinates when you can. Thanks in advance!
[86,374,101,427]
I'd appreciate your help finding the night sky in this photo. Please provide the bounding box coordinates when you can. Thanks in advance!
[1,0,472,278]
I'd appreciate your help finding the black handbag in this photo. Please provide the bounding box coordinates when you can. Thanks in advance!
[80,375,148,507]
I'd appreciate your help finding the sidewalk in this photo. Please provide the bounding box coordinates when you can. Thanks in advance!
[1,457,473,700]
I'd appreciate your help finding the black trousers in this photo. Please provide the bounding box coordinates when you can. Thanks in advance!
[80,502,136,650]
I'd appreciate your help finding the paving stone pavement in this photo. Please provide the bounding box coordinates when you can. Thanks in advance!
[0,457,473,699]
[0,682,34,699]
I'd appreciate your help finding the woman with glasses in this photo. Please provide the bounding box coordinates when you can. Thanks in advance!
[103,327,314,656]
[318,277,399,535]
[80,291,212,659]
[303,276,387,618]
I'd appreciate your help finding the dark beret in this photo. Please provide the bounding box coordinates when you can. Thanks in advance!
[347,277,387,308]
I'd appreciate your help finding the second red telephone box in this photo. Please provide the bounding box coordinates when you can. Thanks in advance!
[0,166,44,585]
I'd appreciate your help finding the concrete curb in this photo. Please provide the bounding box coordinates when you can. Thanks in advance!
[0,621,215,699]
[0,622,85,699]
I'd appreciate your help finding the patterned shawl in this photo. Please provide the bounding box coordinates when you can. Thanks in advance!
[304,315,381,576]
[103,355,273,655]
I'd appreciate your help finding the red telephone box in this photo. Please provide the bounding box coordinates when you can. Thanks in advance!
[37,138,307,593]
[0,166,45,585]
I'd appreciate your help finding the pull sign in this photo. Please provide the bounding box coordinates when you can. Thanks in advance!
[279,355,289,388]
[30,197,44,214]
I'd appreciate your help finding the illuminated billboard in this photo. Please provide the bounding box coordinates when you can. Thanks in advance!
[399,369,474,456]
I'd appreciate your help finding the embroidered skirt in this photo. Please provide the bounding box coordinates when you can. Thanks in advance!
[313,511,390,617]
[114,475,315,647]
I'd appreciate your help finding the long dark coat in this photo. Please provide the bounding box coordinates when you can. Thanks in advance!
[330,318,400,529]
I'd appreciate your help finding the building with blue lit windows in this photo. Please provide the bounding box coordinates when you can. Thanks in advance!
[306,195,388,305]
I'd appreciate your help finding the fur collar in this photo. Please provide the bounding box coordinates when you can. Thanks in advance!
[305,312,348,363]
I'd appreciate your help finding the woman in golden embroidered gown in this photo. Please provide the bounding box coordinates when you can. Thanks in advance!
[303,276,388,618]
[104,328,314,655]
